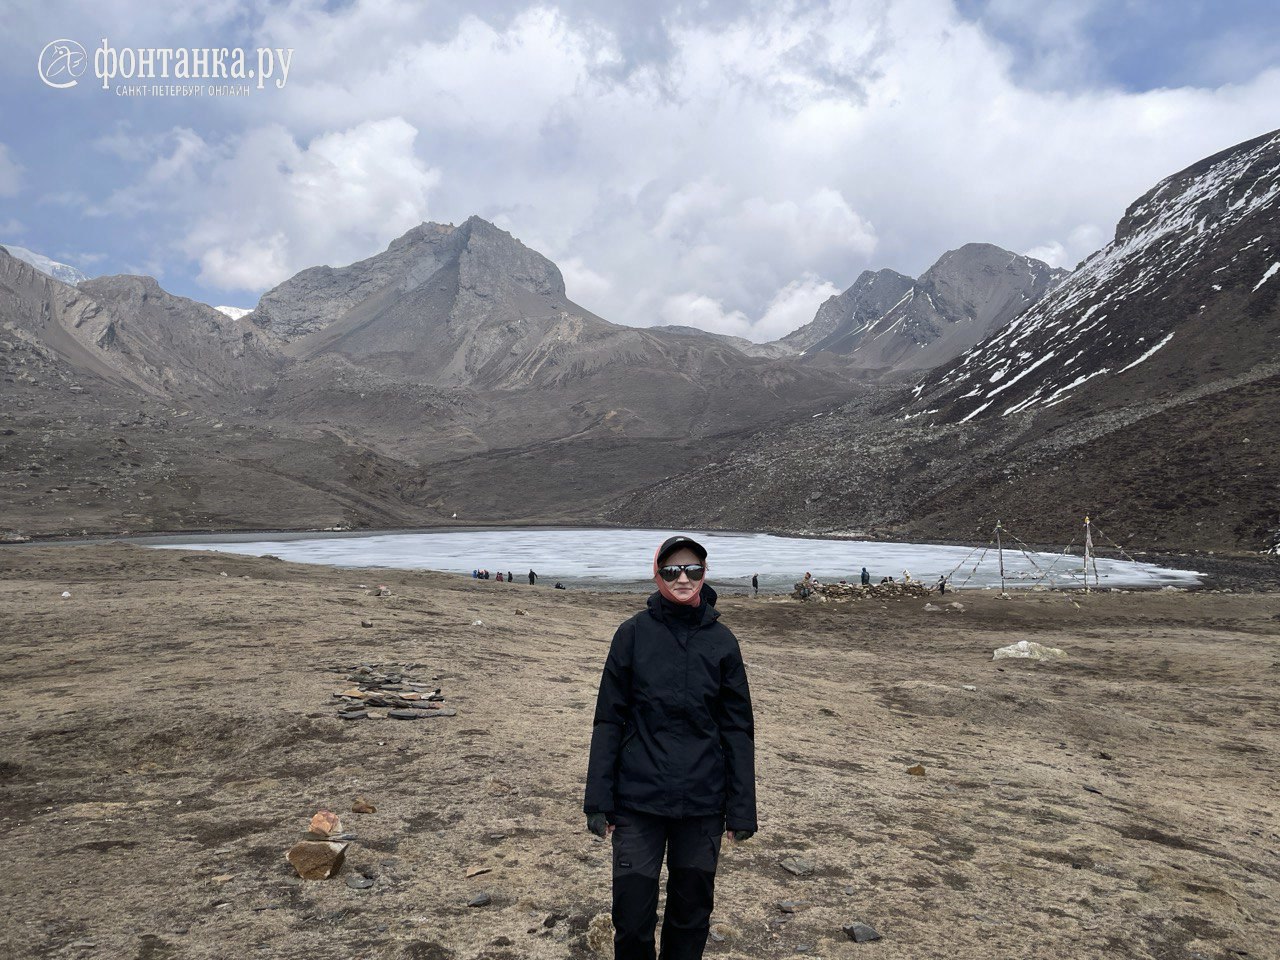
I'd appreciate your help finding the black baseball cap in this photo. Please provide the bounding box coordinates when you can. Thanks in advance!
[656,535,708,566]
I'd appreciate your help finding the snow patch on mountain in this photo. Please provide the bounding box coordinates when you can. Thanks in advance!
[1253,262,1279,291]
[1118,331,1175,373]
[0,244,90,286]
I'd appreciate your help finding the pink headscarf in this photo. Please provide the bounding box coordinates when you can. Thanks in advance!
[653,544,706,606]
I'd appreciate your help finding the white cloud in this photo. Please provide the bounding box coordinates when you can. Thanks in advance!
[1025,224,1108,269]
[0,143,22,197]
[0,217,25,237]
[54,0,1280,341]
[558,256,613,316]
[659,274,841,342]
[60,250,107,267]
[660,291,751,338]
[91,118,441,291]
[756,275,843,342]
[186,118,441,291]
[970,0,1105,88]
[88,127,211,216]
[1024,241,1067,267]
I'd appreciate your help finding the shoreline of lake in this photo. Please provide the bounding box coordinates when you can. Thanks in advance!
[131,526,1204,592]
[5,521,1274,591]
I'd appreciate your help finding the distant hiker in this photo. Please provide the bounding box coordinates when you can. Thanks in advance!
[507,571,514,583]
[496,572,504,582]
[472,569,479,579]
[937,575,947,595]
[751,573,758,597]
[585,534,756,960]
[902,569,912,584]
[860,567,870,586]
[529,570,537,585]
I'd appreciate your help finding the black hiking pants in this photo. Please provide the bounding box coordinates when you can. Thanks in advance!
[611,809,724,960]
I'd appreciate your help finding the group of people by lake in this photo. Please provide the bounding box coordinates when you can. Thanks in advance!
[472,568,567,589]
[470,566,950,596]
[471,568,538,584]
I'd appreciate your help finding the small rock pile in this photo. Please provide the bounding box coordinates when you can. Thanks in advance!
[326,662,458,721]
[286,810,355,880]
[792,580,934,601]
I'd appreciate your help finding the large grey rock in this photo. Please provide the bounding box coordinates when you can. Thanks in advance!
[843,922,882,943]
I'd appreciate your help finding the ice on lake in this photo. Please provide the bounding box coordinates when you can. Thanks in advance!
[138,527,1201,592]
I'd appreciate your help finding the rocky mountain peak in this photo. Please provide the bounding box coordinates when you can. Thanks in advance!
[919,243,1066,326]
[251,216,566,343]
[453,216,566,302]
[779,245,1063,374]
[780,269,915,354]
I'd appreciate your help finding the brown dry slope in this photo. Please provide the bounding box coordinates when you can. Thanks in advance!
[0,545,1277,960]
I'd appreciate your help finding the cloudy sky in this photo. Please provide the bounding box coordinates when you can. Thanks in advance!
[2,0,1278,341]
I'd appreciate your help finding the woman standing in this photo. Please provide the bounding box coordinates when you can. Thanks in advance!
[584,535,757,960]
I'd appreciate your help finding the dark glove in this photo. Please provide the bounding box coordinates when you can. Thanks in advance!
[587,812,610,838]
[730,828,755,842]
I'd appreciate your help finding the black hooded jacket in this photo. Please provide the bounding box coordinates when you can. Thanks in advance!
[583,585,758,831]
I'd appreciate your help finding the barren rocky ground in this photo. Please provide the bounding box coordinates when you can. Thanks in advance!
[1,545,1277,960]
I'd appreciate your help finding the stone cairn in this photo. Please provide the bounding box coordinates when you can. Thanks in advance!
[327,661,458,721]
[792,579,934,601]
[286,810,354,880]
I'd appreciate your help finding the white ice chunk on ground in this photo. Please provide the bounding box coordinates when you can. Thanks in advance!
[994,640,1066,662]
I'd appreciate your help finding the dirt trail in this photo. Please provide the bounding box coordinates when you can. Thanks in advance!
[1,545,1277,960]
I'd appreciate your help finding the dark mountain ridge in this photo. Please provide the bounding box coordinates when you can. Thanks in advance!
[914,129,1280,424]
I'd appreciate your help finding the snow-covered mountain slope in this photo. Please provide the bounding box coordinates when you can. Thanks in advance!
[915,128,1280,423]
[0,244,90,286]
[781,245,1065,374]
[215,305,253,320]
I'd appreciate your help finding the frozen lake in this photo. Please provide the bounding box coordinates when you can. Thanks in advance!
[137,527,1202,592]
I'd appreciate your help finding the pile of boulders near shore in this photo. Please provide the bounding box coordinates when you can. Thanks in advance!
[326,661,457,721]
[792,579,935,601]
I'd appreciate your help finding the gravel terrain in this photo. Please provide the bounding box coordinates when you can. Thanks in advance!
[1,545,1277,960]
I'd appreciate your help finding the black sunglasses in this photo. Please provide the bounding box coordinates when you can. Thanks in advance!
[658,563,706,582]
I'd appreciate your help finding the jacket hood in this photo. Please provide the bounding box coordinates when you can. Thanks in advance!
[647,584,720,627]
